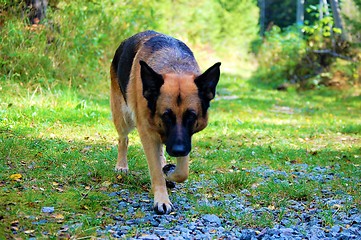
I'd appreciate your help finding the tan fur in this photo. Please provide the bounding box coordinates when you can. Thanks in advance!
[110,33,218,214]
[111,65,201,213]
[110,66,134,172]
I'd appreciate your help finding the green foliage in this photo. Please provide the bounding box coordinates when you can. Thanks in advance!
[253,26,307,87]
[254,3,360,89]
[157,0,259,55]
[1,0,259,87]
[0,0,160,88]
[343,0,361,50]
[259,0,319,30]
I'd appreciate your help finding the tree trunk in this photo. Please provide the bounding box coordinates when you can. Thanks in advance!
[259,0,266,36]
[296,0,304,28]
[319,0,324,20]
[329,0,347,41]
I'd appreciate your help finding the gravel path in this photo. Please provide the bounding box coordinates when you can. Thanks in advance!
[97,164,361,239]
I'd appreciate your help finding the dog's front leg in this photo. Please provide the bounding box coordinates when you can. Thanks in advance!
[139,131,173,215]
[163,156,189,183]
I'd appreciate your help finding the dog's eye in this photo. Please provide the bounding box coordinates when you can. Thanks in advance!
[184,109,197,123]
[162,109,175,123]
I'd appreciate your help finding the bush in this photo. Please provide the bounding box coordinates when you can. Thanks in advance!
[1,0,260,88]
[253,26,307,88]
[254,14,360,89]
[0,0,159,88]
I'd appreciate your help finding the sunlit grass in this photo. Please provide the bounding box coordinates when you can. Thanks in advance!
[1,73,360,238]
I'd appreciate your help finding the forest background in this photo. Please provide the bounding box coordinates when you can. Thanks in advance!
[0,0,360,238]
[1,0,360,90]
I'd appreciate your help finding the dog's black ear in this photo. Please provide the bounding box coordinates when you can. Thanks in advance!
[140,60,164,114]
[195,62,221,115]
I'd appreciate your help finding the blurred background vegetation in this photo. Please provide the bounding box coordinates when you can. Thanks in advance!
[0,0,360,90]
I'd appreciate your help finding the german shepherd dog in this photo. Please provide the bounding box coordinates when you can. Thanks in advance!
[110,30,220,215]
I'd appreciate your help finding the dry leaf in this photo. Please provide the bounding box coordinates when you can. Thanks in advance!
[11,226,19,231]
[53,213,64,219]
[81,205,89,210]
[11,220,19,226]
[10,174,22,180]
[268,205,276,210]
[24,230,35,234]
[53,213,65,223]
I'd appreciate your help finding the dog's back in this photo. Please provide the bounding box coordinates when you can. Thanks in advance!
[111,30,201,99]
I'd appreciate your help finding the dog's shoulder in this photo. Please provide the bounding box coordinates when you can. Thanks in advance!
[111,30,160,99]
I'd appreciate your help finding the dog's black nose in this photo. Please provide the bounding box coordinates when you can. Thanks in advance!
[169,144,188,157]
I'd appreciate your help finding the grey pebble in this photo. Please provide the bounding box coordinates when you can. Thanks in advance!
[331,225,342,234]
[202,214,221,226]
[102,165,361,239]
[41,206,54,213]
[138,234,159,240]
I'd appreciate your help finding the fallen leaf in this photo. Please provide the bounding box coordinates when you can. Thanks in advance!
[10,174,22,180]
[80,205,89,210]
[35,152,43,157]
[11,226,19,231]
[53,213,65,223]
[24,229,35,234]
[268,205,276,210]
[53,213,64,220]
[11,220,19,226]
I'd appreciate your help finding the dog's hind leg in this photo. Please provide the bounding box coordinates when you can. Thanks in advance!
[110,66,134,172]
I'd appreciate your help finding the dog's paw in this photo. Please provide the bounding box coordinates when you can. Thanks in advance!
[153,201,173,215]
[114,166,129,173]
[163,164,176,176]
[166,180,176,189]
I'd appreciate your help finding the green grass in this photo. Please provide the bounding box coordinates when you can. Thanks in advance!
[213,171,256,192]
[1,73,360,238]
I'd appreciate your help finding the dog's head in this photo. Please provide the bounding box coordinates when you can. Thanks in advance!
[140,61,221,157]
